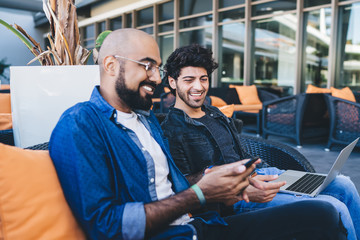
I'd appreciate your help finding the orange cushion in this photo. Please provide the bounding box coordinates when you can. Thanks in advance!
[0,144,86,240]
[0,113,12,130]
[0,94,11,114]
[229,85,261,105]
[306,84,331,93]
[331,87,356,102]
[0,85,10,90]
[233,104,262,113]
[210,96,227,107]
[218,104,234,117]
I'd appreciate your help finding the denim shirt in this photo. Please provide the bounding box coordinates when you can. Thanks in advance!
[161,105,254,176]
[49,86,196,240]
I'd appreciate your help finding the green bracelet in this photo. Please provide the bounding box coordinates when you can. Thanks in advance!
[191,184,206,206]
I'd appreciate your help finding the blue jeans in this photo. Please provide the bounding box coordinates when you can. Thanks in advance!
[234,168,360,240]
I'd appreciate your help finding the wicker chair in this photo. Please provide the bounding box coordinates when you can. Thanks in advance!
[25,142,49,150]
[0,129,14,145]
[262,93,329,147]
[325,94,360,151]
[239,134,315,172]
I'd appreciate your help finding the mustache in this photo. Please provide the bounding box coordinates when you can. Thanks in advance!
[139,81,157,89]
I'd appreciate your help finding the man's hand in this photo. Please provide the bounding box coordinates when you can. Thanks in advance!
[245,175,286,203]
[196,159,259,206]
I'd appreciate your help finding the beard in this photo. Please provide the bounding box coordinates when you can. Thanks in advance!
[115,69,153,111]
[177,86,206,109]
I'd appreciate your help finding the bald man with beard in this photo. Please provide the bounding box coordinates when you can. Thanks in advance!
[49,29,346,240]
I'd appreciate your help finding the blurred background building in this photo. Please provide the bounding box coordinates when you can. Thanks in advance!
[1,0,360,94]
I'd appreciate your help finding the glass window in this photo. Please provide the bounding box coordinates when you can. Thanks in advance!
[180,0,212,17]
[179,28,212,50]
[140,27,153,35]
[110,16,122,30]
[159,1,174,21]
[159,35,174,66]
[219,0,245,9]
[304,0,331,8]
[137,7,153,27]
[303,8,331,90]
[97,21,106,33]
[83,24,95,48]
[335,3,360,90]
[180,14,212,29]
[253,14,297,94]
[159,23,174,32]
[218,22,245,86]
[252,0,296,17]
[219,8,245,22]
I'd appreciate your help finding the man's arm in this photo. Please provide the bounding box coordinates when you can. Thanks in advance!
[144,160,256,235]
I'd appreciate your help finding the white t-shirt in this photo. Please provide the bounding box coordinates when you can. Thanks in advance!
[116,110,191,225]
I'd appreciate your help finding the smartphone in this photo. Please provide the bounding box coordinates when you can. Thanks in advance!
[244,156,259,168]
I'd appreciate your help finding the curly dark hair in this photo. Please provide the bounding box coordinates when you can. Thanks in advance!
[164,44,218,95]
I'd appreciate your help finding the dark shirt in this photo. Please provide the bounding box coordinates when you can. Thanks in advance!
[194,114,240,165]
[161,105,253,176]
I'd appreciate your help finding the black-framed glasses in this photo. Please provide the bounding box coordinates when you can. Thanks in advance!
[114,55,166,79]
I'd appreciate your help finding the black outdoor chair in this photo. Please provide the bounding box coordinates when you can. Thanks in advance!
[325,94,360,151]
[0,129,14,146]
[239,134,315,172]
[25,142,49,150]
[262,93,329,147]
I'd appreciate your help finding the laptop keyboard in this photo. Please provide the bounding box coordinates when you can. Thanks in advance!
[286,174,326,194]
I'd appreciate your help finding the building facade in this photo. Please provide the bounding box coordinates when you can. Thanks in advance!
[78,0,360,94]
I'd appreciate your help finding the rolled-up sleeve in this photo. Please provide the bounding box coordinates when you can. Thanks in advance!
[122,202,146,240]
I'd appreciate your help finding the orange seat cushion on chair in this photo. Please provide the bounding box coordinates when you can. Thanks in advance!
[233,104,262,113]
[305,84,331,94]
[229,85,261,105]
[218,104,235,117]
[0,94,11,114]
[210,96,227,107]
[0,144,86,240]
[0,85,10,90]
[0,113,12,130]
[331,87,356,102]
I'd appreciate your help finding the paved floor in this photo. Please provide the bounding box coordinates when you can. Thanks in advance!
[242,132,360,193]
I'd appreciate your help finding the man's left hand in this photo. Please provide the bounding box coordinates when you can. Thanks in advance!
[245,175,286,203]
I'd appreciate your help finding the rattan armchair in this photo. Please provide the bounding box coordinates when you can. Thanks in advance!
[262,93,329,147]
[325,94,360,151]
[239,134,315,172]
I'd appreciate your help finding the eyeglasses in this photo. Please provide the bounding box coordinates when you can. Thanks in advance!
[113,55,166,79]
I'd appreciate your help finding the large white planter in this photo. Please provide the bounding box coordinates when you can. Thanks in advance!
[10,65,100,148]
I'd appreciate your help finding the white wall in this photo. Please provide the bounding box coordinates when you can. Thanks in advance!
[0,7,47,83]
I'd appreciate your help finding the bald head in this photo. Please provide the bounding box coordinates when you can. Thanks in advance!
[98,29,157,66]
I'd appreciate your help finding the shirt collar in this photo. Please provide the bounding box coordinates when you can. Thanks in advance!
[89,86,151,120]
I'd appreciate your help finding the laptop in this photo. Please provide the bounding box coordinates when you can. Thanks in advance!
[272,137,359,197]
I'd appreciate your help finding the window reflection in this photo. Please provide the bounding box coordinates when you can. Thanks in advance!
[110,16,122,30]
[219,22,245,86]
[179,29,212,50]
[304,8,331,89]
[336,3,360,90]
[253,14,297,94]
[180,0,212,17]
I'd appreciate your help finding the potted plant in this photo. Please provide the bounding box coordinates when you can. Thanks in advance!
[0,0,100,148]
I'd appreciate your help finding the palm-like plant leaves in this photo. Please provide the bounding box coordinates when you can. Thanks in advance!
[0,0,90,66]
